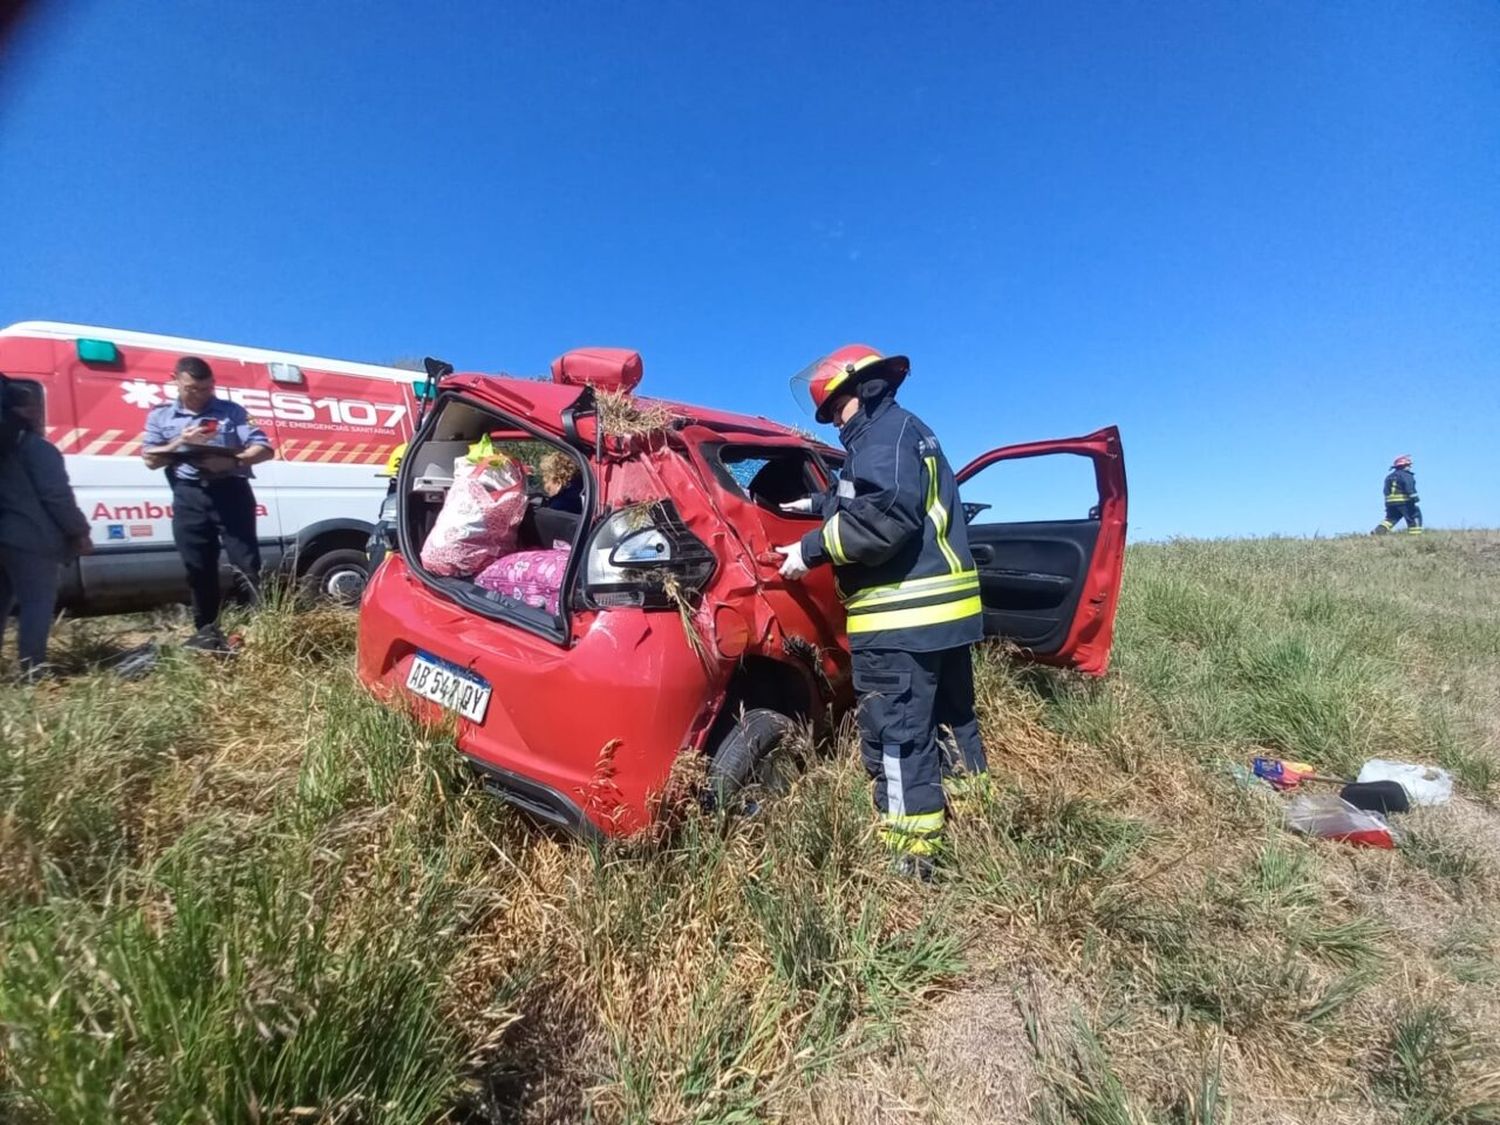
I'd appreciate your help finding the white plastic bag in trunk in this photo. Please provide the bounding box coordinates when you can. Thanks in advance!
[420,441,527,577]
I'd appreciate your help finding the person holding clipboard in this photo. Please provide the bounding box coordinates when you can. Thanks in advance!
[141,356,275,650]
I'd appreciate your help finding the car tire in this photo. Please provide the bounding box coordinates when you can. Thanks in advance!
[706,707,797,811]
[300,547,370,605]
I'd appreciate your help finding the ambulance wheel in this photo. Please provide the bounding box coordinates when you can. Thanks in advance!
[301,548,370,605]
[705,708,797,811]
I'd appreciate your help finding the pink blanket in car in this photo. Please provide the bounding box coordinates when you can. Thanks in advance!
[475,548,570,614]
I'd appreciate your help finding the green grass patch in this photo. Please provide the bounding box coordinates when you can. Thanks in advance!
[3,532,1498,1121]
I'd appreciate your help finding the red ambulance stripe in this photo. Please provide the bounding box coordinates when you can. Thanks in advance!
[54,428,87,452]
[117,439,143,457]
[344,443,370,464]
[319,443,346,463]
[298,442,322,461]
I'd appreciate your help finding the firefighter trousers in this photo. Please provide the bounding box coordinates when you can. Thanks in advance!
[1380,501,1423,533]
[853,645,988,853]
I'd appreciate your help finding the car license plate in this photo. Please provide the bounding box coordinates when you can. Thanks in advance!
[405,652,491,722]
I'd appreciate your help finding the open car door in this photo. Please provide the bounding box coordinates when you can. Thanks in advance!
[954,426,1127,675]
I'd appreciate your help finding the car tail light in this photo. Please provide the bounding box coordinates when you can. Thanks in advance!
[584,502,716,609]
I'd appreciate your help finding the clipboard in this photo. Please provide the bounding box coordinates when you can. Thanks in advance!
[165,443,240,463]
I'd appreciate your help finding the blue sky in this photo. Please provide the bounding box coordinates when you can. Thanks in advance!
[2,0,1496,538]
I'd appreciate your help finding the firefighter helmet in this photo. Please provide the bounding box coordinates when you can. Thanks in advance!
[377,442,408,478]
[1393,454,1413,468]
[792,344,910,423]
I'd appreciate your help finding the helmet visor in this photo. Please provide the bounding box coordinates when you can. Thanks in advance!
[790,353,864,423]
[789,354,830,419]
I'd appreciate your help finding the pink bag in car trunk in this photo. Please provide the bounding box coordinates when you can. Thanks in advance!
[475,548,571,614]
[419,450,527,577]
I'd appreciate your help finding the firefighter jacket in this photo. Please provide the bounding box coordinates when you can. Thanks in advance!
[800,382,983,653]
[1384,468,1419,505]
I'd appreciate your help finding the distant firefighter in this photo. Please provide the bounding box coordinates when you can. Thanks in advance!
[1373,454,1422,535]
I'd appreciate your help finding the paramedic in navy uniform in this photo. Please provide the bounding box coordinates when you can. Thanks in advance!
[141,356,275,649]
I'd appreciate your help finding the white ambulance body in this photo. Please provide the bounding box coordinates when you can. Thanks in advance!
[0,321,425,613]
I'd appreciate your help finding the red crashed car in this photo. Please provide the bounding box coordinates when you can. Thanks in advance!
[356,349,1128,836]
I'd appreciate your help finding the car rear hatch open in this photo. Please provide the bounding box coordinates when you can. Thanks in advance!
[394,348,702,644]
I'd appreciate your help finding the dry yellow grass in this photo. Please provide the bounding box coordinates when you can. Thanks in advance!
[595,388,676,439]
[2,532,1499,1123]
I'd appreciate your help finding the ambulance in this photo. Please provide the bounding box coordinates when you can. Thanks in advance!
[0,321,426,613]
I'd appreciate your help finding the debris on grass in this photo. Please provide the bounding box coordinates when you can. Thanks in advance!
[1253,755,1340,791]
[1284,794,1398,848]
[109,641,161,681]
[1357,759,1454,806]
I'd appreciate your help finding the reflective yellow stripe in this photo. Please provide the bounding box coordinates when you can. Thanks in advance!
[847,595,983,634]
[823,512,850,565]
[845,569,979,610]
[881,831,941,855]
[924,455,963,574]
[821,354,880,401]
[880,809,945,854]
[882,810,944,834]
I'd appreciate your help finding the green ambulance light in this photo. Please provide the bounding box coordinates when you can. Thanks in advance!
[76,338,121,364]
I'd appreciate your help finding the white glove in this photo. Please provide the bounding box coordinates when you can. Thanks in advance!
[775,542,809,580]
[779,497,815,515]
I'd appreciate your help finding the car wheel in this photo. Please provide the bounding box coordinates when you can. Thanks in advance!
[706,707,797,811]
[301,548,370,605]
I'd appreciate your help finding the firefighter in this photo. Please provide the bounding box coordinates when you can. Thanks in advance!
[1373,454,1422,535]
[777,345,987,877]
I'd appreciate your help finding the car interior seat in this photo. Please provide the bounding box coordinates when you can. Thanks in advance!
[746,456,810,509]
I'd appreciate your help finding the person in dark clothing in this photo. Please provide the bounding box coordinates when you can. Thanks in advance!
[539,451,584,514]
[0,382,93,674]
[1374,454,1422,535]
[778,344,987,877]
[141,357,275,649]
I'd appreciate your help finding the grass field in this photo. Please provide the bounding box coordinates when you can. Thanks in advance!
[3,531,1499,1123]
